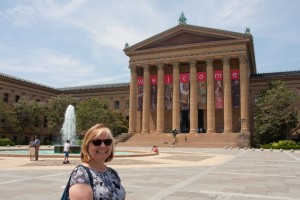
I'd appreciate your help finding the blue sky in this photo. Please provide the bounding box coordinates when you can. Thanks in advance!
[0,0,299,88]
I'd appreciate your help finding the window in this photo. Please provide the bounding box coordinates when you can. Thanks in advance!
[3,93,8,103]
[114,101,120,109]
[15,95,20,102]
[126,100,129,109]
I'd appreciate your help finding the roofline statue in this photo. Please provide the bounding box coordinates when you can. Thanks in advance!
[178,12,187,24]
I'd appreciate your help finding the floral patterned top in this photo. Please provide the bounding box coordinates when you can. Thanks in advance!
[70,165,126,200]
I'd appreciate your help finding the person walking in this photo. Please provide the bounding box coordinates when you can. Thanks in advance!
[63,140,71,164]
[33,136,40,161]
[65,124,126,199]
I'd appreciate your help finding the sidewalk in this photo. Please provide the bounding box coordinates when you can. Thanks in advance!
[0,147,299,199]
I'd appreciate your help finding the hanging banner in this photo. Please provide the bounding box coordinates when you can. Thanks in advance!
[214,71,223,109]
[180,73,189,110]
[231,69,240,108]
[137,76,143,111]
[164,74,173,110]
[150,76,157,111]
[197,72,207,109]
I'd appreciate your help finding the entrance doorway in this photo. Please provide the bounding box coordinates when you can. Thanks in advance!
[180,110,189,133]
[198,109,204,133]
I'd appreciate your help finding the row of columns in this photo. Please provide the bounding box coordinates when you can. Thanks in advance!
[128,56,250,134]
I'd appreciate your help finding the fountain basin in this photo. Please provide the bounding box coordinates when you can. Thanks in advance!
[54,145,81,153]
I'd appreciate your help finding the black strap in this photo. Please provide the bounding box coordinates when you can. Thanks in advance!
[80,165,94,189]
[61,165,94,200]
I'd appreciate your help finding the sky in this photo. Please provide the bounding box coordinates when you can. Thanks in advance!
[0,0,299,88]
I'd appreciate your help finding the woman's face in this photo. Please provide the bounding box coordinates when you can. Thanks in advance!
[88,131,113,162]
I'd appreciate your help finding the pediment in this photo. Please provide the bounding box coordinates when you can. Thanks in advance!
[138,31,232,50]
[124,24,249,53]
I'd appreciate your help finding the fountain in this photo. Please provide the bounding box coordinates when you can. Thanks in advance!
[54,105,81,153]
[61,105,77,143]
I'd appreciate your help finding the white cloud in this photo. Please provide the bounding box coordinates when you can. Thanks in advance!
[0,0,300,87]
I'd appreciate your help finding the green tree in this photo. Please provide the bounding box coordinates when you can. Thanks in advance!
[76,98,128,137]
[13,96,44,143]
[254,81,299,145]
[46,94,79,138]
[111,111,128,137]
[0,101,16,131]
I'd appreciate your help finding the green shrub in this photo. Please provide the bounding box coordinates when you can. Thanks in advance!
[260,140,300,149]
[0,138,15,146]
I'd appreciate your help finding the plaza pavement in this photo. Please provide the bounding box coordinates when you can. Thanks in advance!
[0,146,299,200]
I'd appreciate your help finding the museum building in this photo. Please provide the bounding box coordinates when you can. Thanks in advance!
[1,20,299,147]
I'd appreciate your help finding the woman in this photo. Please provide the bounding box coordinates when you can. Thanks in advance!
[28,137,35,161]
[69,124,126,200]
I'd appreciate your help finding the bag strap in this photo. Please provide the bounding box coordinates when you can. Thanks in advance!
[61,165,94,200]
[79,165,94,189]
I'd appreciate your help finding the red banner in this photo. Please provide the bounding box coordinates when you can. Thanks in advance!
[180,73,189,83]
[137,76,143,86]
[214,71,223,109]
[163,74,172,110]
[197,72,206,81]
[137,76,143,111]
[164,74,172,84]
[231,70,240,108]
[231,69,239,80]
[150,76,157,85]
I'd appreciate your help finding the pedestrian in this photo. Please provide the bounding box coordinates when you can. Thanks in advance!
[151,145,159,154]
[172,139,176,148]
[185,136,187,143]
[64,124,126,199]
[28,136,35,161]
[63,140,70,164]
[33,136,40,161]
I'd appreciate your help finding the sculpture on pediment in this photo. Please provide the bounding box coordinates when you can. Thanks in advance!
[178,12,187,24]
[124,43,129,49]
[245,27,251,34]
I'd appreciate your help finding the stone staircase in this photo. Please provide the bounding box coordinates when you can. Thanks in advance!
[115,132,133,143]
[116,132,244,148]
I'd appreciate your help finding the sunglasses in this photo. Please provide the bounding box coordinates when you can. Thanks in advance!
[91,139,113,146]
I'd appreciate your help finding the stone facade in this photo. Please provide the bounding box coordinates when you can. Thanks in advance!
[0,24,299,147]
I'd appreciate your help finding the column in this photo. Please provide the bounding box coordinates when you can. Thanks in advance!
[206,59,215,133]
[156,63,164,133]
[142,65,150,133]
[223,57,233,133]
[189,60,198,133]
[239,56,250,132]
[128,66,137,134]
[172,62,180,130]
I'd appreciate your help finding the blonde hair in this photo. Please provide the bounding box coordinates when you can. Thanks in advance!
[80,124,115,163]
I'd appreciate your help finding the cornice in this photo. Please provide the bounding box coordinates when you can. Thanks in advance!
[127,38,250,57]
[124,24,251,54]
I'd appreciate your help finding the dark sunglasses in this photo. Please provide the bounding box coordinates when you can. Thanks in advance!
[91,139,113,146]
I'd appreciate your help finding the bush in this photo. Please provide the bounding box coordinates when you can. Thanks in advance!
[0,138,15,146]
[260,140,300,149]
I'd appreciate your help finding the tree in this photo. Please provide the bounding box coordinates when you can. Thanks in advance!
[0,102,16,131]
[13,96,44,143]
[46,94,79,141]
[254,81,299,145]
[110,111,128,137]
[76,98,128,136]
